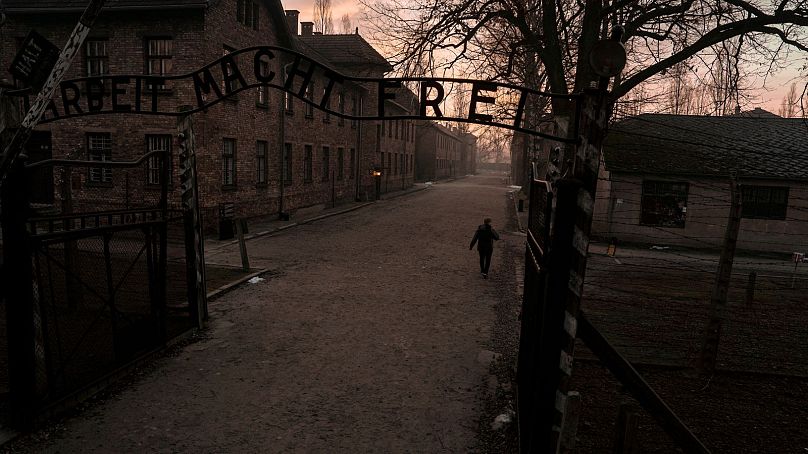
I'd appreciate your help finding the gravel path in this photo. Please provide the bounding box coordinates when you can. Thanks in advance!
[9,174,522,453]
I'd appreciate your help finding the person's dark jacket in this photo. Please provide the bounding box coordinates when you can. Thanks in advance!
[469,224,500,251]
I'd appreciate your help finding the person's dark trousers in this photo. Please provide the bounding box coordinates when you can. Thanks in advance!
[479,248,493,274]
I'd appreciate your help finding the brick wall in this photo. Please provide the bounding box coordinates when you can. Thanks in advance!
[2,2,413,234]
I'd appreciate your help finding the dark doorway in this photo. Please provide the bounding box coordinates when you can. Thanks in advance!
[26,131,54,205]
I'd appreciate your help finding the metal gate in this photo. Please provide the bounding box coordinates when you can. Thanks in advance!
[0,150,204,426]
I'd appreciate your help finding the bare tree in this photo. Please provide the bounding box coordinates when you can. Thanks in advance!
[340,13,352,34]
[362,0,808,122]
[313,0,333,34]
[779,82,800,117]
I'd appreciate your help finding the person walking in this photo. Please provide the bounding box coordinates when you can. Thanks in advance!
[469,217,500,279]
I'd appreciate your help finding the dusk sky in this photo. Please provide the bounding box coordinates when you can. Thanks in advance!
[282,0,804,114]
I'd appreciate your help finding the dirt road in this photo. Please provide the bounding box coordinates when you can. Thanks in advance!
[10,173,524,453]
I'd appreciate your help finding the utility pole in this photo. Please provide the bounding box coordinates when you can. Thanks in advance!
[699,180,742,375]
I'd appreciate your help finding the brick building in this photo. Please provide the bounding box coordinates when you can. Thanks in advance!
[1,0,412,232]
[295,29,417,197]
[414,122,465,181]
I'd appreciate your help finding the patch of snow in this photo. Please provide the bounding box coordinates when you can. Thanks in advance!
[248,277,265,284]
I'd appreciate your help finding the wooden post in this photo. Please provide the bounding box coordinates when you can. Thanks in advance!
[745,272,756,304]
[559,391,581,453]
[236,219,250,272]
[613,403,639,454]
[699,180,742,375]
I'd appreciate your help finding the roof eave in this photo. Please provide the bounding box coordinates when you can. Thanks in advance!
[7,4,208,13]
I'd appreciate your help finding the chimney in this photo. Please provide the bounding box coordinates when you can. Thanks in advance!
[285,10,299,35]
[301,22,314,36]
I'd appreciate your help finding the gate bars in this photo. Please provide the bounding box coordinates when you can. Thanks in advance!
[1,146,206,427]
[516,89,710,453]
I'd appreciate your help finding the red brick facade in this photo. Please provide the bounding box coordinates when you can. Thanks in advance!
[1,1,415,232]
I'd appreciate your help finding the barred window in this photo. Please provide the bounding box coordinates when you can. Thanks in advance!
[223,138,236,186]
[85,40,108,77]
[351,96,358,129]
[337,147,344,180]
[257,59,270,106]
[145,38,172,89]
[283,143,293,183]
[742,186,789,220]
[87,133,112,184]
[304,145,313,182]
[350,148,356,179]
[305,82,314,118]
[322,146,330,181]
[323,88,331,123]
[640,181,688,228]
[237,0,259,30]
[338,92,345,126]
[285,91,294,113]
[146,135,172,185]
[256,141,268,185]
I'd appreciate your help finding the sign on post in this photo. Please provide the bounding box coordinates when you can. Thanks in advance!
[9,31,61,91]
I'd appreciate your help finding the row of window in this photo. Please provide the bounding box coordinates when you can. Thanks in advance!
[85,38,172,81]
[381,119,416,143]
[639,180,790,228]
[223,141,358,187]
[437,133,460,151]
[285,84,358,128]
[84,133,360,188]
[379,151,413,176]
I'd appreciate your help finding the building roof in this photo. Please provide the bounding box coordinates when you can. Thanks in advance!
[4,0,209,10]
[603,112,808,181]
[297,34,393,73]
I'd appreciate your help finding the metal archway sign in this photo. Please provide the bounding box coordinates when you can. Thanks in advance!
[15,45,579,141]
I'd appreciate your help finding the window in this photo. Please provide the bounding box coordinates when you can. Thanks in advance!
[304,82,314,118]
[742,186,789,220]
[285,91,294,114]
[322,146,330,181]
[283,143,293,183]
[351,97,358,129]
[376,124,381,152]
[394,121,399,140]
[304,145,313,182]
[640,181,688,228]
[257,58,270,106]
[222,139,236,186]
[337,147,344,180]
[350,148,356,179]
[237,0,259,30]
[145,38,172,89]
[146,135,172,185]
[400,153,405,176]
[323,88,331,123]
[221,46,238,99]
[388,120,392,138]
[85,39,108,77]
[393,153,398,175]
[256,141,268,185]
[381,152,385,172]
[338,93,345,126]
[87,133,112,184]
